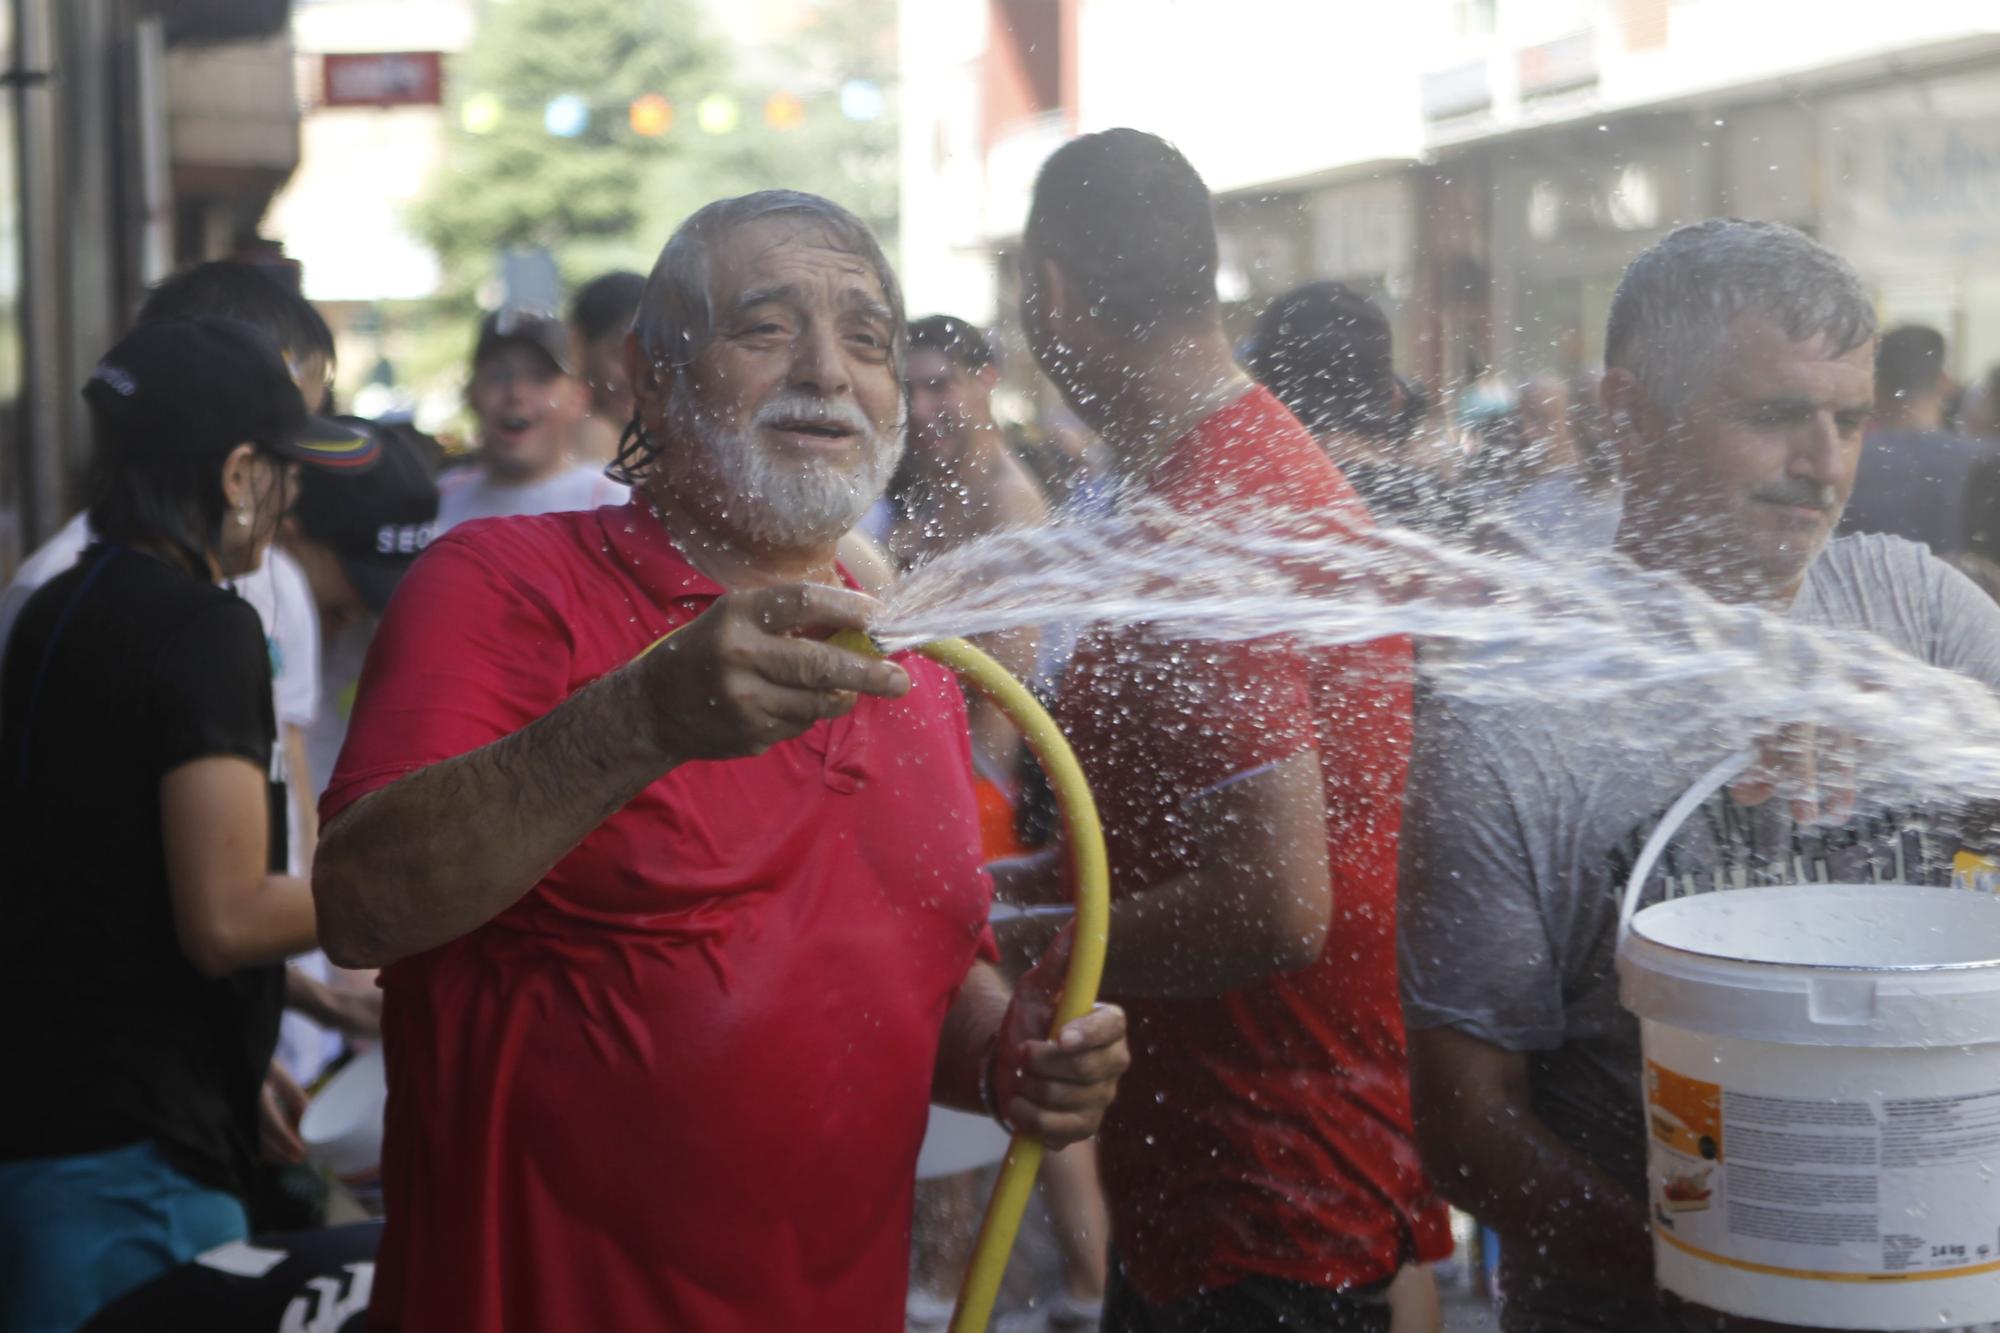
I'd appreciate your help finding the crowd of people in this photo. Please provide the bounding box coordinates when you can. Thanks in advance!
[4,121,2000,1333]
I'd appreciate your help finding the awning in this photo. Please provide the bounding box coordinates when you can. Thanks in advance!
[153,0,291,47]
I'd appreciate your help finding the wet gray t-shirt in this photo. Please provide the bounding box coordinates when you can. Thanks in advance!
[1398,534,2000,1333]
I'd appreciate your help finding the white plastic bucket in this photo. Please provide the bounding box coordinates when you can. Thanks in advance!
[1617,752,2000,1329]
[300,1045,386,1190]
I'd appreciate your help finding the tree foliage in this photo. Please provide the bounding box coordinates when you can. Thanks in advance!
[713,0,898,246]
[414,0,727,298]
[415,0,900,304]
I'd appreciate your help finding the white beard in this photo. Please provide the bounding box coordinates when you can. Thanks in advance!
[669,384,905,549]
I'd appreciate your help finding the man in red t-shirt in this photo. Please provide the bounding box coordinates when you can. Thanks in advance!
[311,191,1129,1332]
[1003,131,1448,1332]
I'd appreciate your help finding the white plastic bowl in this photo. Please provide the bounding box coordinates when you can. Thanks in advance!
[915,1105,1012,1180]
[300,1045,386,1183]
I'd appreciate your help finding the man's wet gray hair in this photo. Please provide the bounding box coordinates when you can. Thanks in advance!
[613,190,905,483]
[1604,218,1876,416]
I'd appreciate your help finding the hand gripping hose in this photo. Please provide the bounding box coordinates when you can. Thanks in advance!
[642,625,1111,1332]
[829,630,1110,1333]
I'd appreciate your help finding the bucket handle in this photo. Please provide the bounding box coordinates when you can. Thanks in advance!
[1617,749,1753,946]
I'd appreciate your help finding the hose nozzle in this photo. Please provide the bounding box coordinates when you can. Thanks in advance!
[827,628,884,659]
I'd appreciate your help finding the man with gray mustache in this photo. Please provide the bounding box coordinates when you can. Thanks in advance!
[1400,219,2000,1331]
[310,191,1129,1331]
[671,386,894,547]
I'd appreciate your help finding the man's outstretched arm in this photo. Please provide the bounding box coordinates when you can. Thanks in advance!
[997,749,1332,998]
[313,585,909,968]
[1410,1026,1654,1296]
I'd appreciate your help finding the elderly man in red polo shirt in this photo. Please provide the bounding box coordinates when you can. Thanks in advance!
[311,190,1129,1332]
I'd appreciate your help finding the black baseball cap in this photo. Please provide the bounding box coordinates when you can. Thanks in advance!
[473,308,572,376]
[83,316,378,470]
[294,418,442,612]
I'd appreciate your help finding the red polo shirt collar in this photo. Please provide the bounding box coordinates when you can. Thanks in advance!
[598,496,728,610]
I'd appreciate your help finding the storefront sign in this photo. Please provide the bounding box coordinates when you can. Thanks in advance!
[1881,121,2000,227]
[1831,117,2000,260]
[322,52,444,109]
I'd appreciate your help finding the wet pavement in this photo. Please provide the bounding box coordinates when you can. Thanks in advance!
[1441,1279,1503,1332]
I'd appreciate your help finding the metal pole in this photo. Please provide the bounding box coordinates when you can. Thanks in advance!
[13,0,62,547]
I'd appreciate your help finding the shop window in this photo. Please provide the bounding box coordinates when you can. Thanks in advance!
[1607,163,1662,231]
[160,0,289,45]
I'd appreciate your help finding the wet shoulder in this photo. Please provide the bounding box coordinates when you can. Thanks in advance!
[426,509,625,614]
[1797,533,1950,659]
[1173,386,1358,515]
[1413,656,1694,845]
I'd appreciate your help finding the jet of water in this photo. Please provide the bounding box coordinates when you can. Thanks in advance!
[872,501,2000,810]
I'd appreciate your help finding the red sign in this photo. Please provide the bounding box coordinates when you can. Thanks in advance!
[322,52,444,108]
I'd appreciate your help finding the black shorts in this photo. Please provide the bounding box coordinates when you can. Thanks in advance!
[83,1221,381,1333]
[1103,1253,1392,1333]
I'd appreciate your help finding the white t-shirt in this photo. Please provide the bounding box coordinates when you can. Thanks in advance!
[435,461,627,534]
[232,544,321,738]
[306,617,372,800]
[228,550,330,1086]
[0,514,335,1083]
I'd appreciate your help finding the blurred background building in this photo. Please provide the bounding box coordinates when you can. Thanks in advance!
[0,0,894,577]
[10,0,2000,577]
[263,0,472,429]
[898,0,2000,402]
[0,0,308,582]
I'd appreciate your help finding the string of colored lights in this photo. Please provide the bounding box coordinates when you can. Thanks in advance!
[457,80,887,139]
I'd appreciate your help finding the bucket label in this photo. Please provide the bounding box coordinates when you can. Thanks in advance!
[1646,1061,2000,1282]
[1953,848,2000,895]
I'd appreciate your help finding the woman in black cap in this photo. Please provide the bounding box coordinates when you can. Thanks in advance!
[0,316,376,1332]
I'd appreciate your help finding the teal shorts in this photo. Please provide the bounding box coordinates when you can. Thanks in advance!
[0,1140,247,1333]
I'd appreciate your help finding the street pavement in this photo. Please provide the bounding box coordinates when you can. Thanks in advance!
[1441,1279,1503,1332]
[909,1186,1507,1333]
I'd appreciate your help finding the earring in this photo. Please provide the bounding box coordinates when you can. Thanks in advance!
[235,508,251,529]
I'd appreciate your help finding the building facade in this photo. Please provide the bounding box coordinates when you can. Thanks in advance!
[0,0,308,581]
[899,0,2000,407]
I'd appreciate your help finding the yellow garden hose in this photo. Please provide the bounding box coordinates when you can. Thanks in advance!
[830,630,1109,1333]
[641,624,1111,1333]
